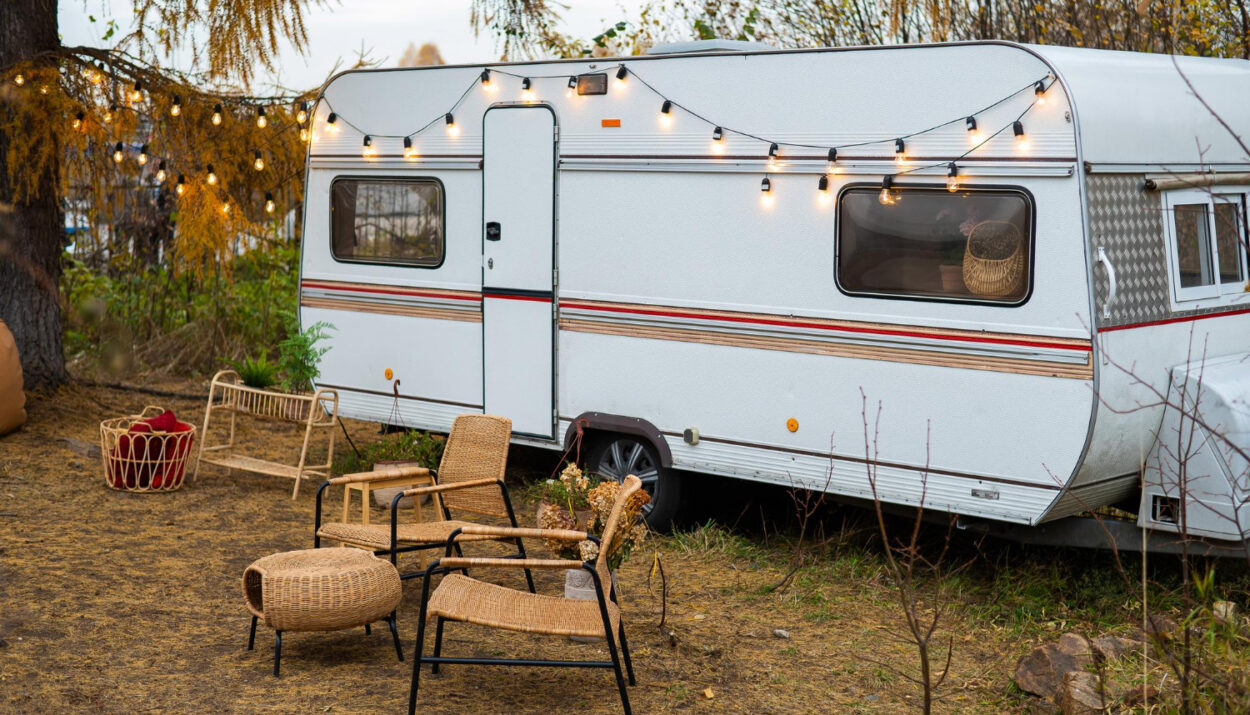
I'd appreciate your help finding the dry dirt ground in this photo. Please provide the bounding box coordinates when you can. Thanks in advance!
[0,382,1137,714]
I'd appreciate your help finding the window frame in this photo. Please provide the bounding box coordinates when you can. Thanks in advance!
[329,175,447,269]
[1162,187,1250,309]
[833,182,1037,307]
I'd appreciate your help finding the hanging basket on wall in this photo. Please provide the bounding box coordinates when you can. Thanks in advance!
[100,406,197,492]
[962,220,1025,298]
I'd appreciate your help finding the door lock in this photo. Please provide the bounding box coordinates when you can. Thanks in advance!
[487,258,494,269]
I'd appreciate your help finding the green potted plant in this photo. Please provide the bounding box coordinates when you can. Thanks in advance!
[275,319,334,419]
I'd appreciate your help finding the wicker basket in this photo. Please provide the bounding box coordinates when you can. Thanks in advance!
[100,406,197,492]
[962,220,1025,298]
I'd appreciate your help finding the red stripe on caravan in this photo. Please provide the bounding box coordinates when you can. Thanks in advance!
[1099,306,1250,333]
[300,280,482,302]
[561,300,1091,352]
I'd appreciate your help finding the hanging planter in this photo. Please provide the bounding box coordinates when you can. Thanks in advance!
[100,406,196,492]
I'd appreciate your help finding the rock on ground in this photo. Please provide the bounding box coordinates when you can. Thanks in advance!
[1060,671,1106,714]
[1013,634,1092,699]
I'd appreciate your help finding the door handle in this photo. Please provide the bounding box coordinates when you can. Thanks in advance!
[1096,246,1116,319]
[486,222,502,241]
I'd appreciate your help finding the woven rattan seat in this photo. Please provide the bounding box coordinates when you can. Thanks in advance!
[313,415,535,590]
[243,547,404,676]
[315,520,500,551]
[408,476,646,715]
[428,573,621,638]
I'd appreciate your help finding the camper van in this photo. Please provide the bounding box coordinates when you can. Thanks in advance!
[299,40,1250,546]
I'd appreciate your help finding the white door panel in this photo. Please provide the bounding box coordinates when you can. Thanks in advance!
[482,105,556,437]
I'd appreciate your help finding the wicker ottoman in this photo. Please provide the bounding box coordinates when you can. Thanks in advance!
[243,548,404,676]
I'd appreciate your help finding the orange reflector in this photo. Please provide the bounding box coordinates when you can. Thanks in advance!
[601,119,621,128]
[786,418,799,433]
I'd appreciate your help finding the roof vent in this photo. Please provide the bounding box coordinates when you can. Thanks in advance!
[646,39,773,55]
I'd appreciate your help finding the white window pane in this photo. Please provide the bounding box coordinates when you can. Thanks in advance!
[331,179,444,266]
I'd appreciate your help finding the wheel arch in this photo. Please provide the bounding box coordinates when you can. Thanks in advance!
[563,412,674,468]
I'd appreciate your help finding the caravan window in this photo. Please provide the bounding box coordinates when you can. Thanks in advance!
[836,187,1032,304]
[331,178,444,267]
[1162,189,1247,306]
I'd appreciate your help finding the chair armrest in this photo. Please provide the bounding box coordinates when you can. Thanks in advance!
[401,477,500,497]
[457,525,588,542]
[439,557,586,570]
[327,465,432,485]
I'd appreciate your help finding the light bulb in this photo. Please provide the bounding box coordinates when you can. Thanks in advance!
[296,101,308,124]
[137,144,148,165]
[566,76,577,98]
[521,77,534,100]
[480,69,492,91]
[156,161,167,183]
[13,74,24,87]
[614,66,628,88]
[362,136,375,157]
[253,150,265,171]
[659,99,673,127]
[39,85,49,95]
[104,104,116,123]
[826,148,839,174]
[1013,120,1028,150]
[170,95,181,116]
[817,175,831,204]
[72,111,84,131]
[711,126,725,154]
[966,116,980,145]
[326,112,338,132]
[894,138,907,165]
[221,202,231,214]
[403,136,417,160]
[265,193,275,214]
[299,128,309,143]
[206,164,218,185]
[445,113,458,136]
[878,176,895,206]
[760,176,774,208]
[112,142,124,164]
[129,81,143,103]
[767,142,780,168]
[175,175,186,196]
[1034,80,1047,106]
[946,162,959,193]
[89,66,102,84]
[212,103,223,125]
[255,107,267,129]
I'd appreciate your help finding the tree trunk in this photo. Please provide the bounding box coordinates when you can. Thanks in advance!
[0,0,66,389]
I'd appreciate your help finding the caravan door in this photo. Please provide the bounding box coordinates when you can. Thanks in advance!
[481,105,556,438]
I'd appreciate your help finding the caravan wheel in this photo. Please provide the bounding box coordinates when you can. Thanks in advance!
[585,435,683,532]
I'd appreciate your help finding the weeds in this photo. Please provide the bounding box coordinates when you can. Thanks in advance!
[332,428,446,475]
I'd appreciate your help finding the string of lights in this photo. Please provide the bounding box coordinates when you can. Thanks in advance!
[312,60,1054,208]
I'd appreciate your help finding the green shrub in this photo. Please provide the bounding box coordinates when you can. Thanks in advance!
[334,429,446,476]
[277,319,334,393]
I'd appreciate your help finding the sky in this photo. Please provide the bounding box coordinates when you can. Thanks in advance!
[58,1,646,91]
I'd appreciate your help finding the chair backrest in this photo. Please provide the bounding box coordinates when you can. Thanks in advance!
[436,414,512,518]
[595,475,644,587]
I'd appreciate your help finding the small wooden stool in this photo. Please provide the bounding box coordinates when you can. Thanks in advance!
[243,548,403,676]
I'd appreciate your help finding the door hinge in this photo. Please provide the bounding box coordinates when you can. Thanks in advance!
[554,126,559,141]
[552,268,558,285]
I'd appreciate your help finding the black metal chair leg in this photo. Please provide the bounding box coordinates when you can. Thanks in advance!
[408,570,434,715]
[365,622,372,635]
[388,614,404,662]
[618,622,636,686]
[273,631,282,677]
[514,538,536,593]
[248,615,257,651]
[431,618,445,674]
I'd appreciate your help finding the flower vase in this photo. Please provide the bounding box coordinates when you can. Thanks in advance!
[564,567,616,643]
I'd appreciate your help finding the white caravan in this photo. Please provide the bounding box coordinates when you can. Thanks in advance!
[299,40,1250,546]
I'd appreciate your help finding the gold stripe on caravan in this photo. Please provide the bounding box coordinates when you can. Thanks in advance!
[558,319,1094,379]
[300,296,482,323]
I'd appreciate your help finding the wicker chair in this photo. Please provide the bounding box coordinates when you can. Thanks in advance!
[313,414,534,591]
[407,475,644,715]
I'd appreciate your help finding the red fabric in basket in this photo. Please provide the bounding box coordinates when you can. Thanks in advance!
[109,410,192,489]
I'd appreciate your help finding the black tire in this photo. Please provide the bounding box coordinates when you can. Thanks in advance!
[584,434,684,532]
